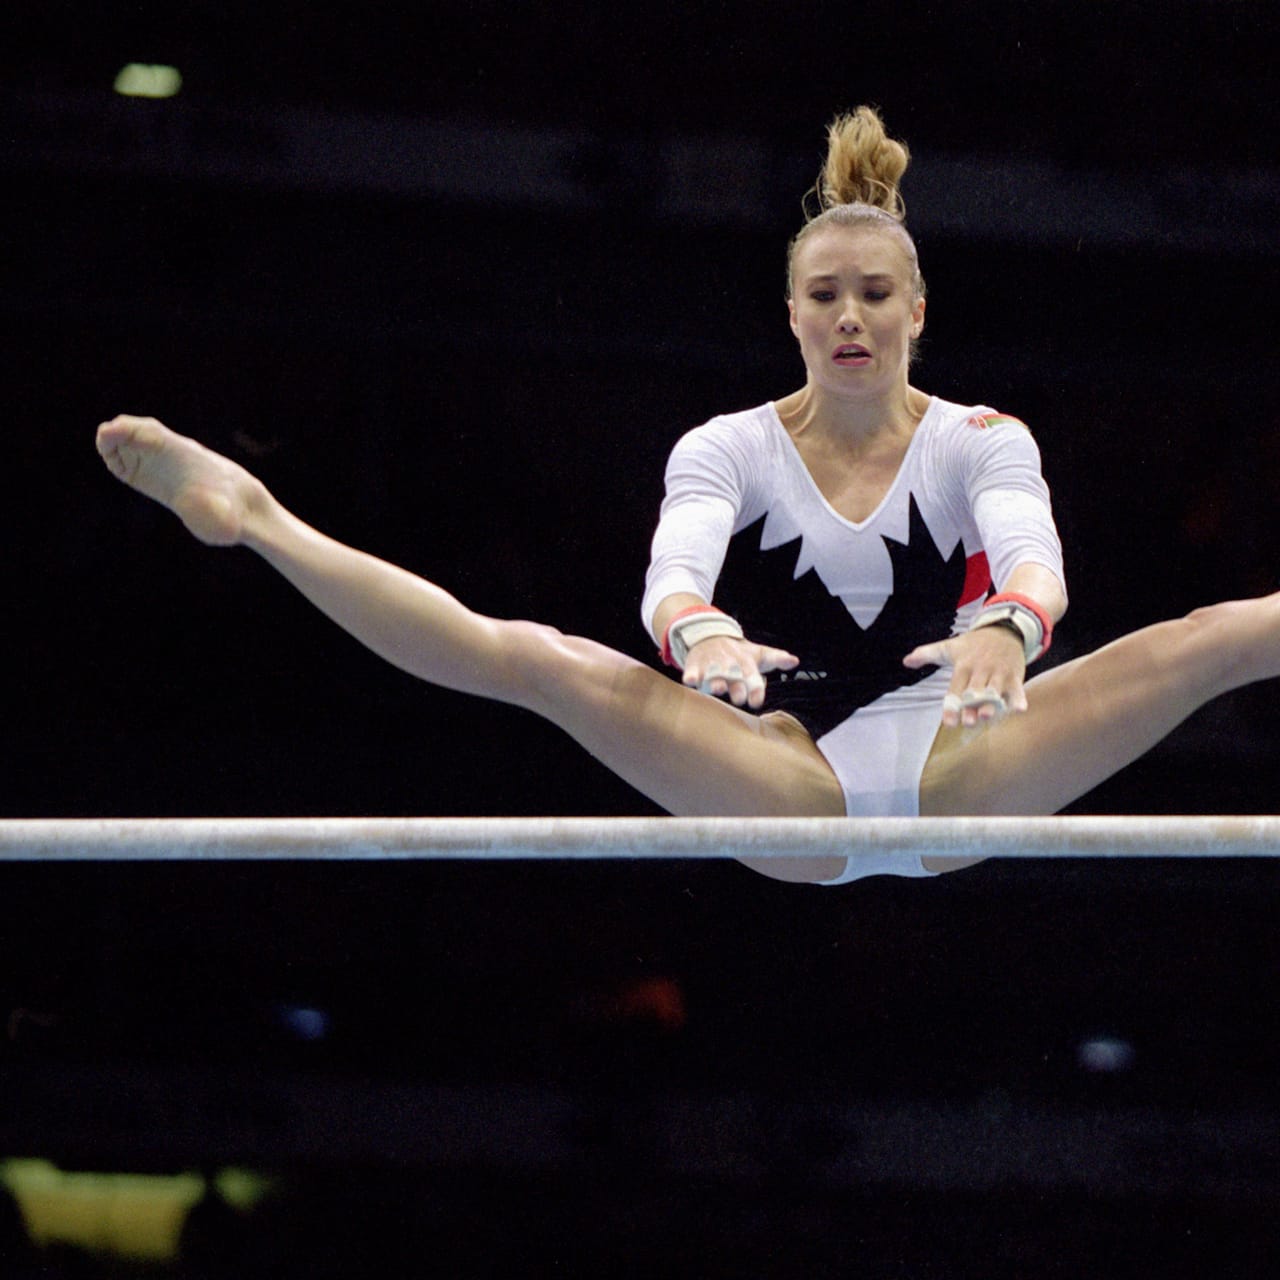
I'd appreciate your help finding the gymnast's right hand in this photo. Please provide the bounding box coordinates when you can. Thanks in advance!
[682,635,799,710]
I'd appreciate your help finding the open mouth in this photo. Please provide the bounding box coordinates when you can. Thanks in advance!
[833,344,871,364]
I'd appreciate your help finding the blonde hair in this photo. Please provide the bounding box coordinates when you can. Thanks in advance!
[786,106,924,302]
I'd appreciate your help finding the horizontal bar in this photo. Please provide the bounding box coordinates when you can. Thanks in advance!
[0,816,1277,862]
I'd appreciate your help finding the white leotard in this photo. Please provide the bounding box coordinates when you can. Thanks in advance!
[642,396,1065,880]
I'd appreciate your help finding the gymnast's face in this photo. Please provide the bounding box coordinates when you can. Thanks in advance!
[787,225,925,399]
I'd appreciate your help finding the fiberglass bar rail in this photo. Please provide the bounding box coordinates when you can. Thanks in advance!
[0,816,1277,862]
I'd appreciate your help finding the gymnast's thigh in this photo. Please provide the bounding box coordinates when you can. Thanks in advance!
[505,622,847,820]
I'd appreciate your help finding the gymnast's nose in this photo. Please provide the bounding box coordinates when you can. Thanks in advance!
[837,297,863,332]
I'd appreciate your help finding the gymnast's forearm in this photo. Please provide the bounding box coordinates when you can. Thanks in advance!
[1000,562,1067,623]
[242,496,507,697]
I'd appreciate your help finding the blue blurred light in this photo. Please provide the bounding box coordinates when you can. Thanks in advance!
[276,1005,330,1042]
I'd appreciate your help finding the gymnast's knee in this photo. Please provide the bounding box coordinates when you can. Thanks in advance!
[1179,597,1271,684]
[1166,598,1263,662]
[496,619,641,714]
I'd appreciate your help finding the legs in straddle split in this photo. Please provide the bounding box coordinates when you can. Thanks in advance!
[97,416,1279,883]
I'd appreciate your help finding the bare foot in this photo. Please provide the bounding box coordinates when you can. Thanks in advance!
[96,415,263,546]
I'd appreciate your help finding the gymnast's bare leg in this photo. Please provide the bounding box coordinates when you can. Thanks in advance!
[921,594,1280,817]
[96,416,851,878]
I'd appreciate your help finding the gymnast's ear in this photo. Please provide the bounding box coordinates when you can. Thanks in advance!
[911,294,926,338]
[787,296,799,339]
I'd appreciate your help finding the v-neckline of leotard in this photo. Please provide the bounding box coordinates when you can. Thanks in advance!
[765,397,937,533]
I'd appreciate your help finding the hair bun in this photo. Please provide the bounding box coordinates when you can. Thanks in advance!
[818,106,910,220]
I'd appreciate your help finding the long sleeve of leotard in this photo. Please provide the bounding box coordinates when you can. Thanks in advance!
[640,416,766,641]
[940,415,1066,599]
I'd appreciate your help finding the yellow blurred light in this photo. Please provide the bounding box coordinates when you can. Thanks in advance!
[214,1166,276,1211]
[113,64,183,98]
[1,1159,273,1263]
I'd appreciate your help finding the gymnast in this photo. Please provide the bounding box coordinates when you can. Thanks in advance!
[96,107,1280,885]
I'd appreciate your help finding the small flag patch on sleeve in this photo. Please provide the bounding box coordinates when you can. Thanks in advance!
[966,412,1029,431]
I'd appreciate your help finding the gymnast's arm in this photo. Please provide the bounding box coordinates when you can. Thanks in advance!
[642,424,797,709]
[905,417,1067,727]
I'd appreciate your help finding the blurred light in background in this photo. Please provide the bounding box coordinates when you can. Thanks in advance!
[113,64,183,98]
[275,1003,332,1042]
[0,1159,274,1263]
[1076,1035,1137,1074]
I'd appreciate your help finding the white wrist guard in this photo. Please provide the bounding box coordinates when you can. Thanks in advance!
[970,599,1046,663]
[665,611,745,669]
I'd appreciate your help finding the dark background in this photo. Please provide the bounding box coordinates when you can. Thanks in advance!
[2,3,1279,1275]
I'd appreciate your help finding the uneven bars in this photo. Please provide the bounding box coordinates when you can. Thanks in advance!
[0,816,1277,862]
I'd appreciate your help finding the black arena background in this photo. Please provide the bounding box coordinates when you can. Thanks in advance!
[2,4,1278,1276]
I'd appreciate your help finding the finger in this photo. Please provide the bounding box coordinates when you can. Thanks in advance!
[682,651,723,688]
[696,661,728,698]
[950,682,1012,727]
[727,669,769,708]
[723,664,749,707]
[941,660,976,726]
[941,691,995,728]
[995,666,1029,715]
[683,661,710,691]
[904,639,953,670]
[958,689,995,728]
[690,666,767,708]
[718,664,760,707]
[700,661,748,701]
[961,687,1008,723]
[756,647,799,672]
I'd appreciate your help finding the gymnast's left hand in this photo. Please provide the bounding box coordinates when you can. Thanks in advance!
[902,625,1028,729]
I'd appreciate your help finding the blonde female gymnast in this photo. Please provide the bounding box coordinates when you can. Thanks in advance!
[96,107,1280,884]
